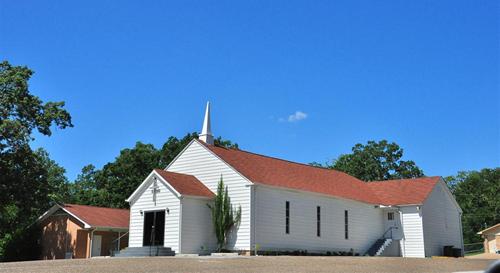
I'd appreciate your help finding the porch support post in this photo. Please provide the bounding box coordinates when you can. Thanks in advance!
[89,229,95,258]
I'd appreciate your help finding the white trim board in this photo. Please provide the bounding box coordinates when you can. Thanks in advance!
[37,204,92,228]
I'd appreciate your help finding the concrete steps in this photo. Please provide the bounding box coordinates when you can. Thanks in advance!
[365,238,393,256]
[114,246,175,257]
[375,239,393,256]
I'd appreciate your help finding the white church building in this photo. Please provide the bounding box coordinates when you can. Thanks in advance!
[123,103,464,258]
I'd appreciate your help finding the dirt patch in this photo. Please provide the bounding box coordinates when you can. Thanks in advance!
[0,256,495,273]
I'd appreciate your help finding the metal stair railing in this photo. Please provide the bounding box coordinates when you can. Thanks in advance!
[376,239,392,256]
[377,227,397,255]
[381,226,398,239]
[365,226,398,256]
[110,231,129,256]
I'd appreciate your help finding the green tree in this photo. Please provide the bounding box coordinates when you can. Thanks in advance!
[96,142,162,208]
[214,136,239,150]
[0,61,72,152]
[159,133,199,166]
[0,61,72,261]
[36,149,70,203]
[71,134,238,208]
[1,223,42,262]
[447,168,500,244]
[159,133,238,166]
[69,165,107,206]
[0,148,48,259]
[207,176,241,252]
[312,140,424,181]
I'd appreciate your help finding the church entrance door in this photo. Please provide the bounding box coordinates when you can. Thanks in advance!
[143,210,165,246]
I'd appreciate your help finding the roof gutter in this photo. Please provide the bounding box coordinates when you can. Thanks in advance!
[375,205,394,208]
[181,194,214,200]
[83,226,129,231]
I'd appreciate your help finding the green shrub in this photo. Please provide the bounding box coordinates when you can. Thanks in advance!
[1,224,42,262]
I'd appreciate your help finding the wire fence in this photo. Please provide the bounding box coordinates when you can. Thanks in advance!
[463,242,484,255]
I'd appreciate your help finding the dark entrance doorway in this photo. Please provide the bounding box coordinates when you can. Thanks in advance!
[143,210,165,246]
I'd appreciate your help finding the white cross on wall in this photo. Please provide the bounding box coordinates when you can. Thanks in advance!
[151,177,161,206]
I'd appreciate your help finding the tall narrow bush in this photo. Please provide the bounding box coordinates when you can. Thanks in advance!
[207,176,241,252]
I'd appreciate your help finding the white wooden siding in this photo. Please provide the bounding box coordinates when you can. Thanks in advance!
[180,197,216,253]
[128,175,180,252]
[254,185,385,254]
[400,206,425,258]
[167,141,252,250]
[422,182,463,257]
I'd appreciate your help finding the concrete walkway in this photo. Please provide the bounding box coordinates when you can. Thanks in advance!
[465,253,500,260]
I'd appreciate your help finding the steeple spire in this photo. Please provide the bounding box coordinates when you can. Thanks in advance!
[199,101,214,145]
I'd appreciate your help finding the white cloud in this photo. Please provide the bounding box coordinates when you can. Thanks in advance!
[287,111,308,122]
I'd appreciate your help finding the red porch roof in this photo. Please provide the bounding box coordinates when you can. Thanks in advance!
[63,204,130,229]
[154,169,215,198]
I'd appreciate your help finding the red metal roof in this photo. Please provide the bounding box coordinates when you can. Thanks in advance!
[154,169,215,198]
[63,204,129,229]
[203,143,382,204]
[200,141,440,205]
[367,177,442,205]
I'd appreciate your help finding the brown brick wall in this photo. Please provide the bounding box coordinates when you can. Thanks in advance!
[40,213,84,259]
[75,230,89,258]
[39,211,128,259]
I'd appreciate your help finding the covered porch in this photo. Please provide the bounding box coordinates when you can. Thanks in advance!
[87,228,129,257]
[38,203,130,259]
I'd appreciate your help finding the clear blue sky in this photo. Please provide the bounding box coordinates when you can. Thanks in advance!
[1,1,498,181]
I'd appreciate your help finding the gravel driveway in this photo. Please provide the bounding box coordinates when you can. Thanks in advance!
[0,256,495,273]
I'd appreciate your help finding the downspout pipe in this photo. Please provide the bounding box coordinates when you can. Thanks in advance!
[459,212,464,256]
[179,197,183,254]
[397,207,405,257]
[252,185,257,256]
[246,184,257,256]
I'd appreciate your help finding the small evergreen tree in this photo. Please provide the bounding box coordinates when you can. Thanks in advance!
[207,176,241,252]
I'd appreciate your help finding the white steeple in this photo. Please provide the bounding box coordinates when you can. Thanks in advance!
[199,101,214,145]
